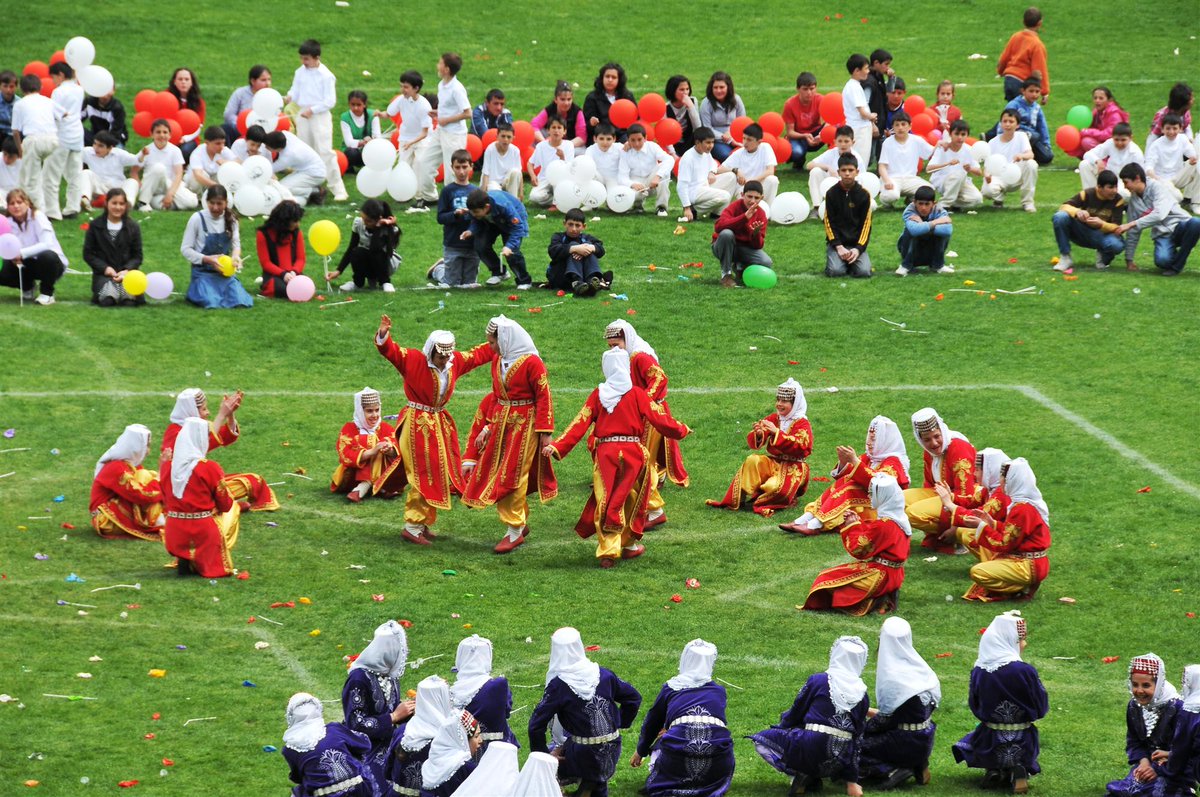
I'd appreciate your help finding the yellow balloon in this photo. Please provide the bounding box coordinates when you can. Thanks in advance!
[217,255,235,277]
[309,220,342,257]
[122,270,148,296]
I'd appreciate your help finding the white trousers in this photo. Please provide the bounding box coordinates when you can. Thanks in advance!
[295,111,346,198]
[689,172,739,216]
[936,171,983,209]
[626,173,671,210]
[982,160,1039,204]
[83,170,141,206]
[138,163,198,210]
[43,146,84,218]
[281,171,325,205]
[415,127,467,203]
[483,168,523,197]
[1079,161,1131,198]
[879,175,933,206]
[528,181,554,207]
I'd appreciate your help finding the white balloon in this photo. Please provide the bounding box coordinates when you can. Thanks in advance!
[356,167,390,198]
[553,180,584,211]
[816,201,827,221]
[984,153,1008,176]
[568,155,596,185]
[581,180,607,210]
[64,37,96,70]
[251,88,284,119]
[78,65,113,98]
[970,140,992,163]
[233,185,266,217]
[857,172,882,198]
[819,176,839,199]
[217,161,247,193]
[606,185,636,213]
[242,155,274,185]
[387,162,418,202]
[770,191,810,225]
[260,183,283,213]
[1001,163,1022,186]
[757,200,771,221]
[542,160,571,188]
[362,139,397,172]
[246,113,279,134]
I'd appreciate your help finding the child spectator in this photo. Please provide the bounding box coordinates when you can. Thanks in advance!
[1052,170,1126,273]
[166,67,205,160]
[0,188,66,305]
[339,89,381,174]
[1065,86,1128,158]
[180,184,253,309]
[676,127,738,223]
[327,198,400,292]
[264,129,327,206]
[464,188,531,288]
[932,81,963,133]
[806,125,866,210]
[0,71,16,147]
[82,91,127,147]
[585,123,621,188]
[545,208,609,295]
[0,139,19,194]
[664,75,701,155]
[10,74,59,213]
[82,132,140,206]
[1158,665,1200,797]
[927,120,984,210]
[527,117,574,208]
[983,109,1040,213]
[284,40,349,202]
[842,54,876,167]
[1104,653,1182,797]
[230,123,265,162]
[718,123,779,205]
[617,124,673,216]
[1147,82,1193,149]
[282,692,381,797]
[83,187,144,306]
[221,65,272,142]
[422,711,482,796]
[435,150,480,288]
[384,70,433,170]
[448,634,518,751]
[480,122,523,196]
[136,118,197,211]
[583,62,635,144]
[992,78,1052,165]
[186,126,234,198]
[1144,114,1200,206]
[997,7,1050,101]
[883,78,908,136]
[256,200,306,298]
[1117,163,1200,276]
[878,111,934,208]
[413,53,470,212]
[46,62,86,219]
[897,186,953,275]
[1081,123,1142,193]
[866,49,897,161]
[824,155,874,278]
[699,71,746,162]
[532,81,586,150]
[710,180,771,288]
[783,72,825,169]
[471,88,512,138]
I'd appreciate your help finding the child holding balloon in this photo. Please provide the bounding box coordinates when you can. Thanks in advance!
[264,130,327,206]
[0,187,68,305]
[327,198,399,293]
[180,184,253,309]
[340,90,381,174]
[256,200,307,299]
[83,187,145,306]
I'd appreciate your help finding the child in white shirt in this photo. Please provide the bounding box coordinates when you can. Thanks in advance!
[45,63,86,219]
[186,126,235,196]
[718,123,779,205]
[1144,114,1200,205]
[1081,122,1142,194]
[480,122,522,196]
[383,70,432,169]
[264,130,327,206]
[82,131,140,207]
[283,39,348,202]
[11,75,61,216]
[412,53,471,211]
[617,123,673,215]
[841,54,876,167]
[584,124,621,188]
[137,118,198,211]
[982,109,1039,212]
[527,117,574,207]
[0,139,19,193]
[806,125,867,208]
[677,126,739,222]
[927,120,983,210]
[877,112,935,207]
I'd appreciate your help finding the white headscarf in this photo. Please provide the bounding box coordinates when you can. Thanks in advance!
[450,635,493,708]
[170,417,210,499]
[497,319,539,379]
[350,620,409,680]
[353,387,381,435]
[975,612,1024,672]
[421,330,456,401]
[607,319,658,361]
[169,388,205,425]
[910,407,967,454]
[1129,653,1180,735]
[422,711,474,789]
[1182,665,1200,712]
[869,472,912,536]
[450,741,518,797]
[976,447,1010,492]
[866,415,909,476]
[283,692,327,753]
[597,348,633,413]
[546,627,601,701]
[95,424,151,477]
[402,675,452,752]
[827,636,869,712]
[875,617,941,714]
[667,638,717,691]
[511,752,560,797]
[1003,457,1049,524]
[776,378,806,433]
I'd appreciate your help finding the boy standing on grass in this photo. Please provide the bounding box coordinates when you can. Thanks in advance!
[711,180,771,287]
[46,62,86,219]
[897,185,953,276]
[824,154,873,278]
[412,53,471,213]
[463,188,532,288]
[479,122,522,196]
[866,48,896,162]
[546,208,610,296]
[284,39,349,202]
[434,149,480,288]
[782,72,824,169]
[383,71,432,169]
[1051,169,1126,274]
[997,7,1050,101]
[1117,163,1200,276]
[842,54,876,168]
[11,74,60,213]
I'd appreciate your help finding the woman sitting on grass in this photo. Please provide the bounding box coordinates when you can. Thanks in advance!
[180,185,254,309]
[90,423,163,540]
[83,187,145,306]
[161,417,241,577]
[342,620,415,786]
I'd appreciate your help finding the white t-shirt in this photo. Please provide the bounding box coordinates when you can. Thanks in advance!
[230,138,262,162]
[482,142,521,180]
[189,145,236,178]
[723,143,777,179]
[1146,135,1198,180]
[618,142,672,183]
[141,141,185,171]
[811,147,867,174]
[84,146,139,183]
[879,135,935,177]
[585,143,621,182]
[0,158,19,192]
[989,131,1032,164]
[11,94,58,138]
[288,63,336,115]
[436,77,470,135]
[529,138,574,176]
[676,147,716,206]
[273,131,325,178]
[1083,139,1144,172]
[386,94,433,143]
[842,78,869,127]
[52,81,85,151]
[928,144,977,189]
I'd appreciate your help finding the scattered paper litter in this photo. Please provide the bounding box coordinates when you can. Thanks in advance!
[967,53,988,60]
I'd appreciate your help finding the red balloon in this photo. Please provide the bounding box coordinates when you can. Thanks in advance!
[134,89,157,114]
[39,77,53,98]
[481,128,498,149]
[819,124,837,147]
[24,61,50,79]
[819,92,845,125]
[910,113,935,135]
[132,111,154,138]
[924,129,942,146]
[758,111,785,138]
[520,146,534,169]
[637,93,667,124]
[151,91,179,120]
[436,165,445,184]
[965,136,979,146]
[167,119,183,145]
[767,133,791,165]
[1055,124,1081,152]
[336,150,348,175]
[904,95,927,116]
[638,119,656,141]
[672,155,681,177]
[729,115,754,144]
[390,129,399,146]
[236,109,251,135]
[276,114,291,133]
[609,98,638,129]
[49,50,66,66]
[655,117,682,147]
[466,133,484,161]
[176,109,201,136]
[511,119,535,149]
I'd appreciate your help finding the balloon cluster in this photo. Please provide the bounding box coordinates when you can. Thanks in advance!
[1054,105,1093,153]
[351,139,420,202]
[215,156,285,217]
[23,37,114,100]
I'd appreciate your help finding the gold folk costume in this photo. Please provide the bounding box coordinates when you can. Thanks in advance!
[903,407,980,551]
[799,415,910,533]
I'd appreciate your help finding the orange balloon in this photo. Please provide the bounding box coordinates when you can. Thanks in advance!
[50,50,67,66]
[236,109,251,135]
[910,113,934,135]
[276,115,291,133]
[511,120,535,149]
[134,89,157,114]
[132,111,154,138]
[767,133,791,164]
[23,61,50,79]
[466,134,483,161]
[175,109,201,136]
[672,155,681,177]
[390,129,399,146]
[481,128,498,148]
[819,124,837,147]
[638,93,667,124]
[609,98,638,129]
[757,111,785,138]
[167,119,183,145]
[151,91,179,120]
[520,145,534,169]
[436,164,444,183]
[819,92,845,125]
[655,117,682,147]
[336,150,348,175]
[729,116,754,143]
[1055,125,1081,152]
[39,77,53,98]
[638,119,656,141]
[904,95,927,116]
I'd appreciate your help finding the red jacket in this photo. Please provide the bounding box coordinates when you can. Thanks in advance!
[257,228,307,297]
[712,200,767,249]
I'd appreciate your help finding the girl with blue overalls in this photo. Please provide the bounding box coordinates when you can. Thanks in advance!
[181,185,254,309]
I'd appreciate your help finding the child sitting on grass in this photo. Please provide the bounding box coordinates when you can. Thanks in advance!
[546,208,611,295]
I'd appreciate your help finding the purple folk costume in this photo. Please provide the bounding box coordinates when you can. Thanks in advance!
[420,711,480,797]
[1106,653,1182,796]
[388,676,451,797]
[528,627,642,797]
[283,692,382,797]
[1157,665,1200,797]
[449,635,518,749]
[749,636,870,793]
[342,621,409,787]
[635,639,735,797]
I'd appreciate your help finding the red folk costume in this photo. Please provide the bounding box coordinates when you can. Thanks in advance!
[161,417,242,578]
[707,379,811,516]
[547,348,691,565]
[964,458,1051,602]
[90,424,164,540]
[903,407,980,550]
[945,447,1012,555]
[330,387,401,500]
[803,473,912,616]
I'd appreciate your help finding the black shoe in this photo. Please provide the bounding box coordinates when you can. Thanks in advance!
[588,276,602,294]
[981,770,1004,789]
[571,279,589,297]
[880,768,914,790]
[789,774,820,795]
[308,186,328,206]
[176,558,195,577]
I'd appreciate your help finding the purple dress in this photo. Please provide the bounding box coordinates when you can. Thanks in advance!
[529,667,642,797]
[636,681,735,797]
[465,676,519,748]
[1106,697,1182,796]
[419,760,477,797]
[748,672,869,783]
[385,725,430,797]
[859,693,937,778]
[341,669,401,787]
[1158,708,1200,797]
[951,661,1048,775]
[283,722,383,797]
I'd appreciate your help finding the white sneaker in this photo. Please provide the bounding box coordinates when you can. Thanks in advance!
[894,266,910,276]
[382,283,395,293]
[34,294,55,306]
[339,281,356,293]
[1022,202,1037,213]
[426,258,444,281]
[516,283,531,290]
[332,192,350,202]
[936,265,955,274]
[436,282,451,289]
[485,271,509,286]
[1053,255,1073,273]
[656,207,668,217]
[254,275,263,285]
[1095,254,1111,271]
[460,282,481,289]
[405,201,430,214]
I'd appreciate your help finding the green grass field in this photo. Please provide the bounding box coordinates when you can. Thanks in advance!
[2,2,1199,795]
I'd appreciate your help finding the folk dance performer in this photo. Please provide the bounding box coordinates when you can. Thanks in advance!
[330,387,403,503]
[90,423,164,540]
[281,692,382,797]
[341,620,415,787]
[1105,653,1182,797]
[961,457,1051,602]
[902,407,979,552]
[373,319,493,545]
[932,446,1010,554]
[461,316,557,554]
[449,634,518,750]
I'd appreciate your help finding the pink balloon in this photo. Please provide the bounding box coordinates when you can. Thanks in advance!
[285,274,316,302]
[0,215,10,236]
[0,233,20,261]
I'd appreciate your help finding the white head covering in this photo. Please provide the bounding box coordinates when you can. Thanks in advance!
[667,638,717,691]
[1003,457,1049,524]
[875,617,941,714]
[1129,653,1180,734]
[169,388,206,425]
[497,319,539,378]
[827,636,869,712]
[450,741,518,797]
[402,675,452,752]
[486,314,509,336]
[910,407,966,455]
[511,751,560,797]
[450,634,493,708]
[776,378,806,432]
[95,424,151,477]
[597,348,634,413]
[546,627,601,701]
[170,417,210,499]
[422,710,475,789]
[975,611,1026,672]
[283,692,327,752]
[423,330,456,368]
[605,319,658,361]
[350,620,409,683]
[1181,665,1200,712]
[869,473,912,536]
[976,447,1010,492]
[353,387,382,435]
[866,415,909,476]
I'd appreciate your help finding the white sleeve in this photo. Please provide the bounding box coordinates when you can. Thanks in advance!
[453,83,470,116]
[370,115,382,138]
[313,70,336,115]
[653,144,673,179]
[677,155,696,206]
[181,213,205,264]
[340,118,358,148]
[386,95,402,117]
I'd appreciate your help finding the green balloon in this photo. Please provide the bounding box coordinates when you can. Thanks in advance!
[742,265,778,289]
[1066,104,1091,129]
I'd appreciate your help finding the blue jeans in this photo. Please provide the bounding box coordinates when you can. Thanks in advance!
[473,226,531,284]
[1003,76,1024,101]
[712,140,734,162]
[1153,218,1200,273]
[897,231,949,270]
[1051,211,1125,263]
[790,137,824,168]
